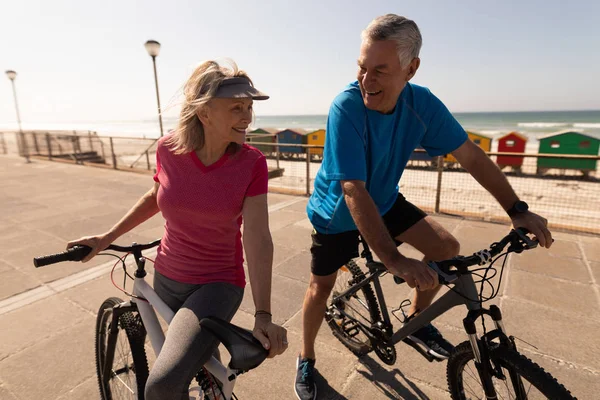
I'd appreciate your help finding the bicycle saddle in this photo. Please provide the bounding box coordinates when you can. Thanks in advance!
[200,316,268,371]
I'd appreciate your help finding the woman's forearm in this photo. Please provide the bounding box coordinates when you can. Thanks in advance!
[244,232,274,314]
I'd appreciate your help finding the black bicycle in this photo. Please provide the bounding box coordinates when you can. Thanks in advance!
[325,228,576,399]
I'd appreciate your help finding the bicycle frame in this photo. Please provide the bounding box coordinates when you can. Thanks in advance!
[331,266,505,347]
[102,272,240,399]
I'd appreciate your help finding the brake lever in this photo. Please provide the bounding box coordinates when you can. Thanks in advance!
[427,261,458,285]
[514,228,538,250]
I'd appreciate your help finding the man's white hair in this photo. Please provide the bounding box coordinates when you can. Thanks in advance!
[361,14,422,68]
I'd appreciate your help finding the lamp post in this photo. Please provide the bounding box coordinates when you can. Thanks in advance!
[5,70,30,162]
[144,40,164,137]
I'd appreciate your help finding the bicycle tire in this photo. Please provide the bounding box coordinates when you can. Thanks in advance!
[447,340,576,400]
[326,259,381,356]
[96,297,149,400]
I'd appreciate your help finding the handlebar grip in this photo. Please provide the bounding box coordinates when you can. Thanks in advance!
[33,245,93,268]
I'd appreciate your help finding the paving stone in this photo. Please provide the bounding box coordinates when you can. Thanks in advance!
[0,321,95,399]
[0,269,40,301]
[0,295,92,360]
[507,269,600,318]
[512,247,591,283]
[502,298,600,371]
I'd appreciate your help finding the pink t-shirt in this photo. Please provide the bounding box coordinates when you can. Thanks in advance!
[152,135,268,288]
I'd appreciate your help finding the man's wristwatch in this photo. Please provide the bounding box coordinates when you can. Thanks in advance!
[506,200,529,218]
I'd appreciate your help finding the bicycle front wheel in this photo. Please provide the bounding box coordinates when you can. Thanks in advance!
[96,297,149,400]
[447,340,576,400]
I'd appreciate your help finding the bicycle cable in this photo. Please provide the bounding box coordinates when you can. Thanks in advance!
[101,252,149,302]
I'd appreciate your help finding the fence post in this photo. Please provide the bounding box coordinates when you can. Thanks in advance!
[435,156,444,213]
[275,135,280,170]
[146,150,150,170]
[0,132,6,154]
[46,133,52,160]
[306,147,311,195]
[100,140,106,164]
[32,133,40,154]
[88,130,94,153]
[21,132,31,162]
[110,137,117,169]
[72,132,79,164]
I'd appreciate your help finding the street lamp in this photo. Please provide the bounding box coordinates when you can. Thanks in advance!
[144,40,164,137]
[5,70,30,162]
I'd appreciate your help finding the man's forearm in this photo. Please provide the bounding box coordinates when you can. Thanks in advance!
[459,145,519,212]
[344,184,402,266]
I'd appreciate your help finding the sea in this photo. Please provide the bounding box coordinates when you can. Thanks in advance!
[3,110,600,152]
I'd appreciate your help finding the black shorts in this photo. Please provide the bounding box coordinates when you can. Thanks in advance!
[310,193,426,276]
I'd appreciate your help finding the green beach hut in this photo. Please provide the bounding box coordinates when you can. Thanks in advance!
[537,131,599,174]
[247,127,278,156]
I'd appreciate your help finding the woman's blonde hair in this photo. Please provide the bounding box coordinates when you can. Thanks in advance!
[166,59,252,154]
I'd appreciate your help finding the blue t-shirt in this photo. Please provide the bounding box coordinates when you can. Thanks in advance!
[307,81,468,234]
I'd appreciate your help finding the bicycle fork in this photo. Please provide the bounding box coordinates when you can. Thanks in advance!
[101,302,141,389]
[463,305,514,400]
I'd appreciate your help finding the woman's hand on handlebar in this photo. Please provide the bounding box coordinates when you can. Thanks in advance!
[67,233,112,263]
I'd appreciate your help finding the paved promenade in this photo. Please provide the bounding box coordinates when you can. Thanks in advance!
[0,154,598,399]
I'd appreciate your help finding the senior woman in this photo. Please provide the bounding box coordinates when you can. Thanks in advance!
[68,60,288,399]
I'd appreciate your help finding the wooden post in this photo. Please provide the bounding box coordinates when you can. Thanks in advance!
[110,137,117,169]
[146,150,150,170]
[435,156,444,213]
[275,135,280,170]
[46,133,52,160]
[306,146,311,195]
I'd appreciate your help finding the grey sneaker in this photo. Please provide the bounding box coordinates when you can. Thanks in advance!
[294,355,317,400]
[407,323,454,359]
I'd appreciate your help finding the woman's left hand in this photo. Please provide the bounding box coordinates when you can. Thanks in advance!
[253,314,289,358]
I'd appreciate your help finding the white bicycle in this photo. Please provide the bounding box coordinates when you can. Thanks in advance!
[34,239,267,400]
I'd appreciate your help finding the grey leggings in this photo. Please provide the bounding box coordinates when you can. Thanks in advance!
[145,271,244,400]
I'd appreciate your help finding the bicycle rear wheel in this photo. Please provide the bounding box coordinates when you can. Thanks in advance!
[447,340,576,399]
[96,297,149,400]
[326,259,381,356]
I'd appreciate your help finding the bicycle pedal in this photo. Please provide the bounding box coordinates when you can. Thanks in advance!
[342,320,361,338]
[402,337,437,363]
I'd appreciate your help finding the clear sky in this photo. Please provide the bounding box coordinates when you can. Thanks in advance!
[1,0,599,124]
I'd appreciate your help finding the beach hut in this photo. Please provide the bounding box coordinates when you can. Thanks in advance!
[497,132,527,171]
[304,129,325,157]
[445,131,492,164]
[408,146,435,168]
[275,128,307,158]
[537,131,599,175]
[247,127,277,155]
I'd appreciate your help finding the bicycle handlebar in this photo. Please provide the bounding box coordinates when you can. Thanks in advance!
[429,228,538,284]
[388,228,538,285]
[33,239,162,268]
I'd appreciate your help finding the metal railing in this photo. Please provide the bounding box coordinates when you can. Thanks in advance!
[1,130,159,172]
[247,142,600,235]
[4,130,599,234]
